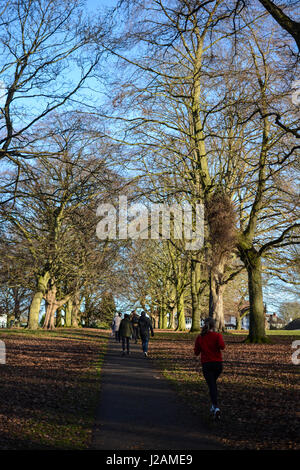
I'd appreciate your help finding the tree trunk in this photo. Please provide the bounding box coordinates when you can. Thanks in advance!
[236,313,242,330]
[71,292,81,328]
[160,297,168,329]
[28,291,44,329]
[158,300,162,329]
[190,257,202,332]
[168,302,176,329]
[43,282,57,330]
[209,261,226,332]
[209,276,225,331]
[65,298,73,327]
[245,249,268,343]
[43,302,51,329]
[167,285,176,329]
[43,282,71,330]
[44,302,57,330]
[71,309,79,328]
[13,288,21,326]
[49,307,56,330]
[7,313,15,329]
[56,307,63,327]
[176,290,186,331]
[28,271,50,329]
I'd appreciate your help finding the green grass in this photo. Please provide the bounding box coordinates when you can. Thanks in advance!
[228,329,300,336]
[266,329,300,335]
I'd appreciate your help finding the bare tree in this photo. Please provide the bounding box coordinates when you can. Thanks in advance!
[95,0,299,341]
[0,0,107,193]
[257,0,300,51]
[1,115,123,329]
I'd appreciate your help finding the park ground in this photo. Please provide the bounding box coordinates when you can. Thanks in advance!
[150,330,300,450]
[0,328,299,450]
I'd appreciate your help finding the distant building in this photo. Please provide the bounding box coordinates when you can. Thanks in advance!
[225,302,276,330]
[185,316,192,329]
[224,314,250,330]
[266,313,285,330]
[224,315,237,330]
[224,304,250,330]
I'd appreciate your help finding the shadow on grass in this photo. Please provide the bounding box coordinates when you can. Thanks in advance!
[0,329,111,346]
[0,332,108,450]
[151,353,299,450]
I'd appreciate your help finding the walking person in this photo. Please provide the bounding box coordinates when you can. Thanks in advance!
[112,312,122,342]
[119,314,134,356]
[138,311,154,357]
[194,317,225,420]
[130,310,140,344]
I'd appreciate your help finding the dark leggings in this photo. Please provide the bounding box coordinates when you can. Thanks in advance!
[132,326,139,341]
[202,361,223,408]
[122,337,130,353]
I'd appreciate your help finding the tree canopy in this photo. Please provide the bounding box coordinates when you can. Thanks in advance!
[0,0,298,341]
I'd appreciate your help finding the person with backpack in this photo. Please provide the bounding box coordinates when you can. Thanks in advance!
[130,310,140,344]
[119,314,134,356]
[194,317,225,420]
[138,311,154,357]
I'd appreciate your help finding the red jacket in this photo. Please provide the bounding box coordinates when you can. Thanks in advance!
[194,331,225,363]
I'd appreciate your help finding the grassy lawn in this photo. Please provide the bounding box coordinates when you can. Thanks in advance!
[228,329,300,336]
[266,330,300,335]
[0,328,109,450]
[150,330,300,450]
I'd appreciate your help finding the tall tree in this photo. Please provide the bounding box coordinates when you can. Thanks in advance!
[257,0,300,51]
[1,116,122,328]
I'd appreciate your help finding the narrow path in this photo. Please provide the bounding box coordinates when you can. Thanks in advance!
[91,338,224,450]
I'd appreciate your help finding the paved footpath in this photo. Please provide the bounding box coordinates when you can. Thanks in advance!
[91,338,224,450]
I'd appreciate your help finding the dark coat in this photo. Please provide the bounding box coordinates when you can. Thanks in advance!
[138,315,154,339]
[119,318,134,338]
[131,314,139,327]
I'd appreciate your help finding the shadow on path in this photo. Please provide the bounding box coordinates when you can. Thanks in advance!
[91,339,225,450]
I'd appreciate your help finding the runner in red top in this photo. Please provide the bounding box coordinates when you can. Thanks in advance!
[194,317,225,420]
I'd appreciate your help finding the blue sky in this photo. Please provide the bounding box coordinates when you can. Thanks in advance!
[86,0,118,11]
[1,0,298,321]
